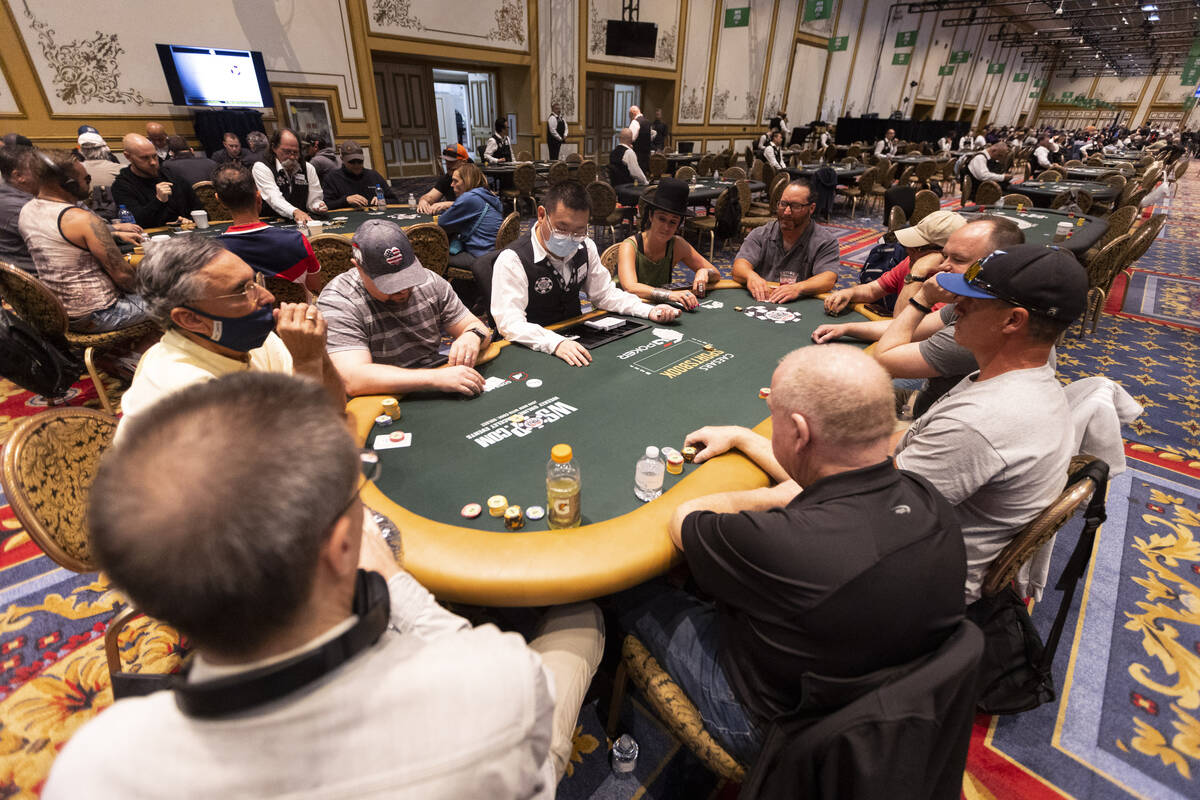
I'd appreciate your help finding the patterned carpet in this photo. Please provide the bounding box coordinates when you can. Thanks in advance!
[0,170,1198,797]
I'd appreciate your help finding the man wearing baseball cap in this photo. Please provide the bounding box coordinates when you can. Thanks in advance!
[894,244,1087,602]
[417,143,472,214]
[823,209,966,315]
[317,219,493,397]
[77,130,122,190]
[321,140,396,210]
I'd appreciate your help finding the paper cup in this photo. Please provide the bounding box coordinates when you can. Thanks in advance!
[191,210,209,229]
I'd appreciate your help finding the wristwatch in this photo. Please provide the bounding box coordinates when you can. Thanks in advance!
[468,327,490,343]
[903,273,928,284]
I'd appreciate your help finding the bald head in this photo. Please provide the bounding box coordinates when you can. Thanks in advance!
[146,122,167,150]
[619,128,634,146]
[123,133,160,178]
[629,105,641,119]
[771,345,895,458]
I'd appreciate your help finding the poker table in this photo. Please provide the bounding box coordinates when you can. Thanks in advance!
[890,155,935,166]
[1100,153,1143,163]
[482,160,555,177]
[1012,180,1120,208]
[787,164,865,182]
[959,206,1108,255]
[1062,165,1118,181]
[665,153,701,169]
[615,177,765,207]
[139,205,437,243]
[348,282,880,606]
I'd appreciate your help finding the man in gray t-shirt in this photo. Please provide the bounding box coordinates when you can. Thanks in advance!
[732,180,838,303]
[317,219,493,397]
[894,244,1087,602]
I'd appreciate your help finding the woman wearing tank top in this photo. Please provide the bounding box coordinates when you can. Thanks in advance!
[616,178,720,310]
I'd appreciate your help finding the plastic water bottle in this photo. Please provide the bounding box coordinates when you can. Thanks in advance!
[407,192,417,208]
[118,205,135,225]
[611,733,638,774]
[634,446,665,501]
[374,184,387,211]
[547,443,581,529]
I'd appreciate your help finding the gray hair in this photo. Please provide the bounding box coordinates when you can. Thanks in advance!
[135,236,227,327]
[246,130,268,152]
[89,371,359,658]
[79,144,112,162]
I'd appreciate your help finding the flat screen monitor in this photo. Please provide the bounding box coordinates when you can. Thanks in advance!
[605,21,657,59]
[156,44,273,108]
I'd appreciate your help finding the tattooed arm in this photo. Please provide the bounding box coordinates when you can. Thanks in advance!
[60,207,137,292]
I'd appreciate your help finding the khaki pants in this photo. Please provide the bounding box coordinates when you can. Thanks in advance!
[528,602,605,782]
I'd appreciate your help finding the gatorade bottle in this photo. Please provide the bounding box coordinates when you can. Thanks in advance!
[118,205,135,225]
[374,184,387,212]
[547,443,581,529]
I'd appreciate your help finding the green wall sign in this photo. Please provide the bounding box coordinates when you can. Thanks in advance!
[987,62,1005,74]
[949,50,971,64]
[1013,72,1028,82]
[724,7,750,27]
[893,52,911,65]
[895,30,917,48]
[938,65,955,76]
[804,0,832,22]
[828,36,848,52]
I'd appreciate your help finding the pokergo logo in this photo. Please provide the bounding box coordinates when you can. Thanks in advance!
[617,341,667,360]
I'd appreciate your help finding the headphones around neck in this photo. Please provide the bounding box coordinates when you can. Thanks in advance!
[171,569,391,718]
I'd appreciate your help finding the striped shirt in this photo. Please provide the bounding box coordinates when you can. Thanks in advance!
[318,269,470,368]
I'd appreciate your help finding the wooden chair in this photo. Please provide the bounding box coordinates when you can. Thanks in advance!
[546,160,571,186]
[868,169,890,212]
[837,166,873,217]
[974,180,1003,207]
[500,163,537,216]
[874,157,892,184]
[685,187,732,260]
[1083,204,1135,263]
[191,181,232,222]
[264,276,310,305]
[564,152,583,164]
[846,144,862,159]
[940,159,958,196]
[675,165,697,182]
[576,159,597,184]
[697,152,715,177]
[999,193,1034,207]
[749,159,765,182]
[1118,182,1146,210]
[743,146,754,170]
[1,407,187,689]
[887,204,907,232]
[0,262,157,415]
[599,242,620,277]
[513,150,531,162]
[737,179,772,234]
[1035,169,1063,181]
[1062,159,1084,167]
[1078,233,1133,336]
[713,151,729,172]
[721,166,746,181]
[911,159,938,186]
[648,153,668,181]
[494,211,521,250]
[308,233,356,292]
[585,181,625,245]
[1123,212,1166,268]
[751,172,789,216]
[406,222,449,278]
[979,455,1106,598]
[1052,189,1092,214]
[910,189,940,225]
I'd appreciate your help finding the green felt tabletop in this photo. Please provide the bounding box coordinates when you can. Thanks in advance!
[146,206,435,240]
[962,206,1105,254]
[365,290,867,532]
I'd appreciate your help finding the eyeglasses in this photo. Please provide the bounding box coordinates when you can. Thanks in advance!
[325,450,383,533]
[203,271,266,303]
[777,201,815,213]
[546,219,588,241]
[961,259,1029,309]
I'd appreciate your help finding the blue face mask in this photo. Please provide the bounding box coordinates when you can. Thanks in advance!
[540,218,583,259]
[184,305,275,353]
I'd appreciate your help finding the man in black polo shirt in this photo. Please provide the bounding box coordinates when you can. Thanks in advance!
[616,344,965,764]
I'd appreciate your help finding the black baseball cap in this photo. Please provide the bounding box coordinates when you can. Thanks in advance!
[351,220,426,293]
[936,244,1087,321]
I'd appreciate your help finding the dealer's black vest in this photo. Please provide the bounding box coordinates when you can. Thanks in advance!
[609,145,634,185]
[548,115,566,140]
[272,161,310,217]
[632,114,651,170]
[490,133,512,162]
[509,231,587,325]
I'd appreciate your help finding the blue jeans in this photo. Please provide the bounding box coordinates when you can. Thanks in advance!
[72,294,149,333]
[614,581,762,764]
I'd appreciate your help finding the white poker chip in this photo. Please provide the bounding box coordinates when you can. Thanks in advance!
[526,506,546,520]
[527,379,543,388]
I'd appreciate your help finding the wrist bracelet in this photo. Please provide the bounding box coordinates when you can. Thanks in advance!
[651,288,670,302]
[909,297,933,314]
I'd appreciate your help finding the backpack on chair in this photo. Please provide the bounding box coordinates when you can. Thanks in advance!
[858,241,907,314]
[715,188,742,240]
[0,307,84,398]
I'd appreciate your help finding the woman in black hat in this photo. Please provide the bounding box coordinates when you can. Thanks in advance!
[616,178,721,310]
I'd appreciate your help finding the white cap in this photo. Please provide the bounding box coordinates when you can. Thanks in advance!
[645,446,659,459]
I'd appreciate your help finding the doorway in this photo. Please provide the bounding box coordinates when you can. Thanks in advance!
[912,101,935,121]
[432,69,498,158]
[585,79,641,159]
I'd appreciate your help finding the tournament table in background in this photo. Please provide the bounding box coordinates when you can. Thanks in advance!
[140,206,437,243]
[349,283,879,606]
[1013,180,1120,208]
[959,206,1107,255]
[786,164,865,182]
[1062,165,1118,181]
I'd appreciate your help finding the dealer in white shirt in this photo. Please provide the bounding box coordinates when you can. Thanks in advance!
[491,181,679,367]
[250,128,327,224]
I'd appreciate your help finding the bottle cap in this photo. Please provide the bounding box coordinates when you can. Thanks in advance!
[551,443,573,463]
[645,446,659,458]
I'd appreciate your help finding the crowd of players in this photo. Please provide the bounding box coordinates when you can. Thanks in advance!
[2,120,1104,795]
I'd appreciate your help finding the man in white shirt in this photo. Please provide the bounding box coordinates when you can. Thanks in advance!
[117,235,344,437]
[958,132,974,150]
[484,117,513,164]
[608,128,649,186]
[251,128,327,223]
[546,102,567,161]
[627,105,652,172]
[966,142,1009,201]
[873,129,898,157]
[45,369,604,798]
[936,136,953,154]
[973,131,988,149]
[491,180,679,366]
[763,129,786,171]
[1032,136,1053,170]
